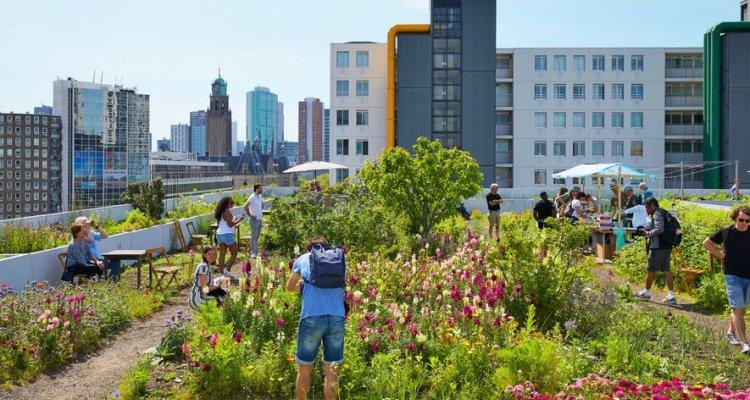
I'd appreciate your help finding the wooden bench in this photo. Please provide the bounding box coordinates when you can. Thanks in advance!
[186,221,207,251]
[677,268,703,292]
[57,252,89,284]
[146,247,183,291]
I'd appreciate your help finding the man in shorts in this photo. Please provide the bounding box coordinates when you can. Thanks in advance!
[635,198,676,304]
[486,184,503,240]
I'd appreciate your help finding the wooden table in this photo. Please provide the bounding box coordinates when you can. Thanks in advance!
[589,227,615,261]
[101,250,149,288]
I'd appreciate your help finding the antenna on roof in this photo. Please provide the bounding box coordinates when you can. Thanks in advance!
[100,71,103,84]
[92,69,96,83]
[218,67,221,78]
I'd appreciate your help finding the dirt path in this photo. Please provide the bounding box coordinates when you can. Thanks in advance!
[2,290,188,400]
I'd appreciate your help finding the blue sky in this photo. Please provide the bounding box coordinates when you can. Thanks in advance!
[0,0,738,148]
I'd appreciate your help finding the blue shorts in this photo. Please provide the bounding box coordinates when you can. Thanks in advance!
[725,274,750,309]
[216,233,235,245]
[295,315,345,365]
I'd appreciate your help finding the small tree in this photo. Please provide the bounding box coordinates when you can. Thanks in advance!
[360,137,482,236]
[121,179,165,220]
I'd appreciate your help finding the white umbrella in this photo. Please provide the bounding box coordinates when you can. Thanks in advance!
[283,161,347,179]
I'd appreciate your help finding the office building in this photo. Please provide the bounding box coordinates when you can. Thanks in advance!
[330,42,387,182]
[0,112,63,218]
[280,140,298,167]
[323,108,330,162]
[150,151,231,196]
[34,105,53,115]
[232,121,238,156]
[170,123,189,153]
[246,86,278,155]
[298,97,324,163]
[157,138,171,151]
[206,74,232,156]
[742,0,748,21]
[276,102,284,151]
[390,0,497,184]
[189,110,206,156]
[53,78,150,211]
[495,48,703,189]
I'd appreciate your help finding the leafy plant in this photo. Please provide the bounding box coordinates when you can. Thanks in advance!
[122,180,165,220]
[116,355,155,399]
[694,272,728,312]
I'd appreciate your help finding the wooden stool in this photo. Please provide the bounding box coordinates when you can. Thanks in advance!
[146,246,184,291]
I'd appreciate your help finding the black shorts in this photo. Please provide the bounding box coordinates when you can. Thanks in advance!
[647,249,671,272]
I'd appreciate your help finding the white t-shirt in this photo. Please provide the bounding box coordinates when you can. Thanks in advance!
[623,205,649,228]
[245,193,263,220]
[570,199,582,219]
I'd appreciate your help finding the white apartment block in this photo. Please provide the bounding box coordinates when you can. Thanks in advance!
[329,42,387,184]
[170,123,190,153]
[495,48,703,189]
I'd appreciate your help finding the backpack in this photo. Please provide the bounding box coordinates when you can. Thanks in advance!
[657,209,682,249]
[305,244,346,289]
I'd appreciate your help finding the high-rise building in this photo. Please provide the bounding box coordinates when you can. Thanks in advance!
[0,112,63,218]
[390,0,496,184]
[246,86,278,155]
[206,74,232,156]
[323,108,330,162]
[330,42,387,182]
[170,123,190,153]
[298,98,324,163]
[34,105,53,115]
[276,101,284,151]
[189,110,207,156]
[742,0,748,21]
[232,121,238,156]
[53,78,150,210]
[280,141,299,167]
[157,138,171,151]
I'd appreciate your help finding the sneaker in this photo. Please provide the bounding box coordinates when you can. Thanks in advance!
[726,332,741,346]
[662,293,677,304]
[635,289,651,300]
[222,269,240,285]
[741,343,750,354]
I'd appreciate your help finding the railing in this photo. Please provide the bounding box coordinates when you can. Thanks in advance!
[495,152,513,164]
[665,152,703,163]
[496,69,513,79]
[665,124,703,136]
[496,95,513,107]
[665,68,702,79]
[665,96,703,107]
[495,124,513,135]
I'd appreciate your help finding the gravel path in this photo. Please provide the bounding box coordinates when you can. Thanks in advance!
[2,291,188,400]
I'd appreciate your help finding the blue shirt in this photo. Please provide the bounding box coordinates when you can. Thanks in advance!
[90,231,102,260]
[66,239,91,267]
[643,188,653,201]
[293,253,345,319]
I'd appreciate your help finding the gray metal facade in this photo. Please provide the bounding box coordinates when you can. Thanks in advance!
[396,33,432,150]
[722,32,750,187]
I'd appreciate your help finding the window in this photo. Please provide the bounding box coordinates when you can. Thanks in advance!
[591,112,604,128]
[356,110,369,126]
[631,141,644,157]
[554,84,566,99]
[336,110,349,125]
[553,141,566,156]
[612,141,624,157]
[592,140,605,157]
[631,112,643,128]
[631,55,644,71]
[611,55,624,71]
[434,85,460,100]
[336,139,349,155]
[572,84,585,99]
[572,141,585,156]
[534,141,547,156]
[534,55,547,71]
[593,84,604,99]
[612,84,624,100]
[573,55,585,71]
[355,80,369,96]
[534,170,547,185]
[534,84,547,100]
[631,84,643,100]
[612,112,624,128]
[573,112,585,128]
[592,55,605,71]
[356,51,369,67]
[553,112,566,128]
[336,80,349,96]
[356,139,369,155]
[554,55,566,71]
[534,112,547,128]
[336,51,349,68]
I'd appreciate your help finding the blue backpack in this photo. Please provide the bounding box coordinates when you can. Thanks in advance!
[305,244,346,289]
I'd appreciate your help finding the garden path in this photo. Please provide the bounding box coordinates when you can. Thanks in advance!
[1,290,188,400]
[594,265,728,337]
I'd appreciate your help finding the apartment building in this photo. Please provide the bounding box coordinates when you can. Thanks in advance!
[495,48,703,189]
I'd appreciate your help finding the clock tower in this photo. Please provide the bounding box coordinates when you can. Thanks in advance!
[206,72,232,156]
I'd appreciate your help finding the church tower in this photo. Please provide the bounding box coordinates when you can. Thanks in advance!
[206,72,232,156]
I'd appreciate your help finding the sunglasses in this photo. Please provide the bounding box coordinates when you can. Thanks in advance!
[738,218,750,223]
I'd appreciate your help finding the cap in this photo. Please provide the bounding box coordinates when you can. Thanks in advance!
[74,216,89,224]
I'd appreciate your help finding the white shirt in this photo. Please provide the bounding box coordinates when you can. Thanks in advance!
[570,199,582,219]
[623,205,649,228]
[245,193,263,220]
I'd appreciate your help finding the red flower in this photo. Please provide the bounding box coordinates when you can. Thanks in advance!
[406,342,416,352]
[202,363,211,372]
[370,341,380,353]
[208,333,218,349]
[276,318,286,327]
[233,331,243,343]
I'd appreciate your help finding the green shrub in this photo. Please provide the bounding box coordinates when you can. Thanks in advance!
[117,355,155,399]
[694,272,728,312]
[121,180,165,220]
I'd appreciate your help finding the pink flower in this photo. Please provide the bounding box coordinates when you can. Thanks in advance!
[252,309,261,317]
[181,342,191,359]
[233,331,243,343]
[276,318,285,327]
[406,342,416,352]
[370,341,380,353]
[208,333,218,349]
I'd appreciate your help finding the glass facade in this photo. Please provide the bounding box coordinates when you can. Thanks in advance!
[246,87,278,155]
[189,110,207,156]
[432,0,462,147]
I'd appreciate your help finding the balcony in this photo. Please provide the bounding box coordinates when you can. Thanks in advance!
[665,124,703,136]
[496,95,513,107]
[665,96,703,107]
[665,152,703,163]
[496,69,512,79]
[665,68,702,79]
[495,152,513,164]
[496,178,513,188]
[495,124,513,136]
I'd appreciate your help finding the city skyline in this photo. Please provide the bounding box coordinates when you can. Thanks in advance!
[0,0,738,150]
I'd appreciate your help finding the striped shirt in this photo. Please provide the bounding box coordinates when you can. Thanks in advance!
[188,262,212,311]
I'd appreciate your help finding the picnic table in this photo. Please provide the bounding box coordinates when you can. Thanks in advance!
[101,249,149,288]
